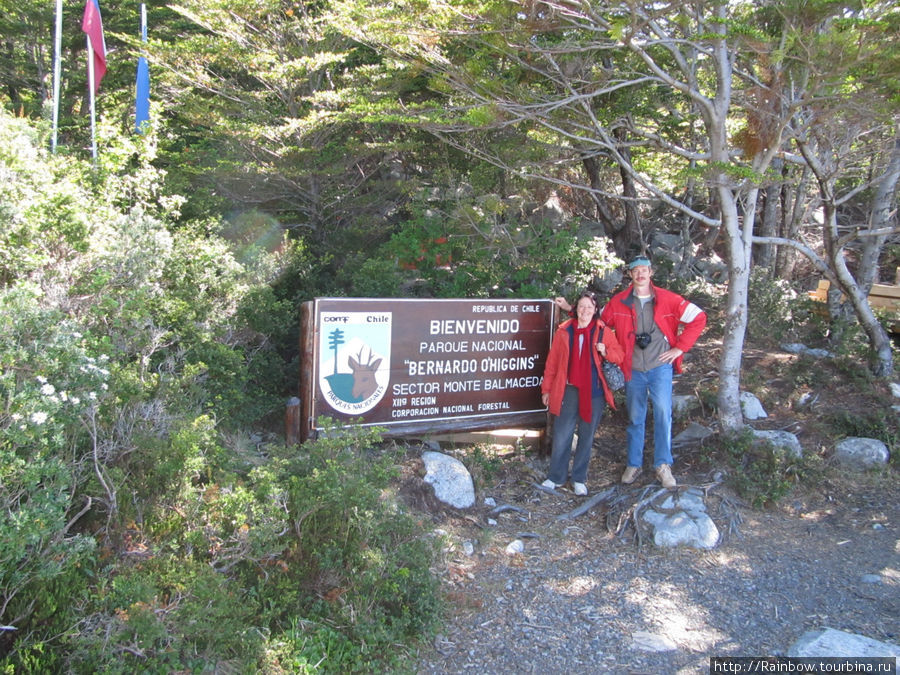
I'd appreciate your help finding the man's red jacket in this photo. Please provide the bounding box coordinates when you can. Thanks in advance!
[600,283,706,380]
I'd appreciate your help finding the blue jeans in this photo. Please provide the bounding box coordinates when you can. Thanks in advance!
[548,385,606,484]
[624,363,673,468]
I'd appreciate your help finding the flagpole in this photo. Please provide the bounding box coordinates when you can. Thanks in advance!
[81,0,105,162]
[135,3,150,133]
[51,0,63,153]
[86,33,97,162]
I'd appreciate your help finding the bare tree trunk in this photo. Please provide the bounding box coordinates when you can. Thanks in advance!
[802,142,895,376]
[717,187,754,432]
[708,61,755,432]
[614,127,642,253]
[829,214,895,376]
[581,155,629,254]
[754,158,781,272]
[859,131,900,293]
[675,176,697,277]
[775,165,811,280]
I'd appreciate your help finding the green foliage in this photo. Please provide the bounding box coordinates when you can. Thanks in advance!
[62,557,265,673]
[0,285,104,649]
[824,409,900,456]
[261,421,442,668]
[708,429,821,508]
[746,268,801,343]
[0,110,444,673]
[460,443,504,491]
[0,114,92,286]
[341,192,621,300]
[56,418,441,673]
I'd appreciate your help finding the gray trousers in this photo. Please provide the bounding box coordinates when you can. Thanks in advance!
[547,384,606,484]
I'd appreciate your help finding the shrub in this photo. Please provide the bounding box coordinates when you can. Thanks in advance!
[746,268,799,343]
[0,112,92,286]
[255,421,443,672]
[709,429,822,508]
[342,192,623,301]
[61,557,265,673]
[824,409,900,455]
[459,443,504,491]
[0,285,105,662]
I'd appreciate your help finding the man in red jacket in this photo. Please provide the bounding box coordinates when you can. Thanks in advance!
[600,255,707,488]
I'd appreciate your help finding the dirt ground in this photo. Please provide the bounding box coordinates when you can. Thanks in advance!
[407,337,900,674]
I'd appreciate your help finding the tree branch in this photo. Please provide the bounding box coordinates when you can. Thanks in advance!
[750,235,831,278]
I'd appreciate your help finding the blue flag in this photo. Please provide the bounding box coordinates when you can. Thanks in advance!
[135,4,150,133]
[135,56,150,133]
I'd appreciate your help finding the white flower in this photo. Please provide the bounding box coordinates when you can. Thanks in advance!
[70,396,81,405]
[89,392,97,400]
[72,331,83,339]
[37,375,47,384]
[101,383,108,390]
[41,383,56,396]
[30,411,48,425]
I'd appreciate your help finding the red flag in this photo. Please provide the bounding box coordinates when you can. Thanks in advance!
[81,0,107,92]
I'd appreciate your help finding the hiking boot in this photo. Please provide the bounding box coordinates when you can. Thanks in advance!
[573,482,587,496]
[655,463,677,488]
[621,466,641,484]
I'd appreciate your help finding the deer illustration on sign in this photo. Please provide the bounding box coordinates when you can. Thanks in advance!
[349,347,382,401]
[318,310,391,415]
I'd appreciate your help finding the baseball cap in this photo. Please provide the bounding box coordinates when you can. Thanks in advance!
[627,255,652,269]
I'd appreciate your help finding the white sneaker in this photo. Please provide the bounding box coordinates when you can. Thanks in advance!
[541,479,560,489]
[573,482,587,496]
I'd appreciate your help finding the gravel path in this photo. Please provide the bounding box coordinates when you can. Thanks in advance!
[413,454,899,674]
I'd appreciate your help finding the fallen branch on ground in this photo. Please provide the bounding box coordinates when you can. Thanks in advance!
[555,486,619,521]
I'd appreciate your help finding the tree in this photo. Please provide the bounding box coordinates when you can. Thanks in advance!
[150,0,456,262]
[339,0,798,430]
[750,2,900,375]
[340,0,900,425]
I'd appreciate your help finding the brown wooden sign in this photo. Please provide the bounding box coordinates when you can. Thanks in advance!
[299,298,555,439]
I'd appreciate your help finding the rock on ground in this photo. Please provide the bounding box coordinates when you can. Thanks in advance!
[422,451,475,509]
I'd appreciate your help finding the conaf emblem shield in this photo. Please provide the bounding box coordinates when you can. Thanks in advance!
[318,311,391,415]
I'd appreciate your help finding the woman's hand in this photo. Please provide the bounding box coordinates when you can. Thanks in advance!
[541,392,550,406]
[595,342,607,356]
[553,296,572,312]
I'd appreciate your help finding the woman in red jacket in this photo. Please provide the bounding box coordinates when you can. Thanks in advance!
[540,290,624,496]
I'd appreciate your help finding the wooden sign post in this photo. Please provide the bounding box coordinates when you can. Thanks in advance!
[299,298,555,441]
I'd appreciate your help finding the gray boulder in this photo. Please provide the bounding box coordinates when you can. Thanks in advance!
[421,451,475,509]
[672,394,699,418]
[672,422,715,448]
[740,392,768,420]
[834,437,890,469]
[641,488,720,549]
[781,343,834,359]
[787,627,900,662]
[694,253,728,282]
[750,428,803,458]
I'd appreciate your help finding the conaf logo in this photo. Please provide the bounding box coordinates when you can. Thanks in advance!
[318,311,391,415]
